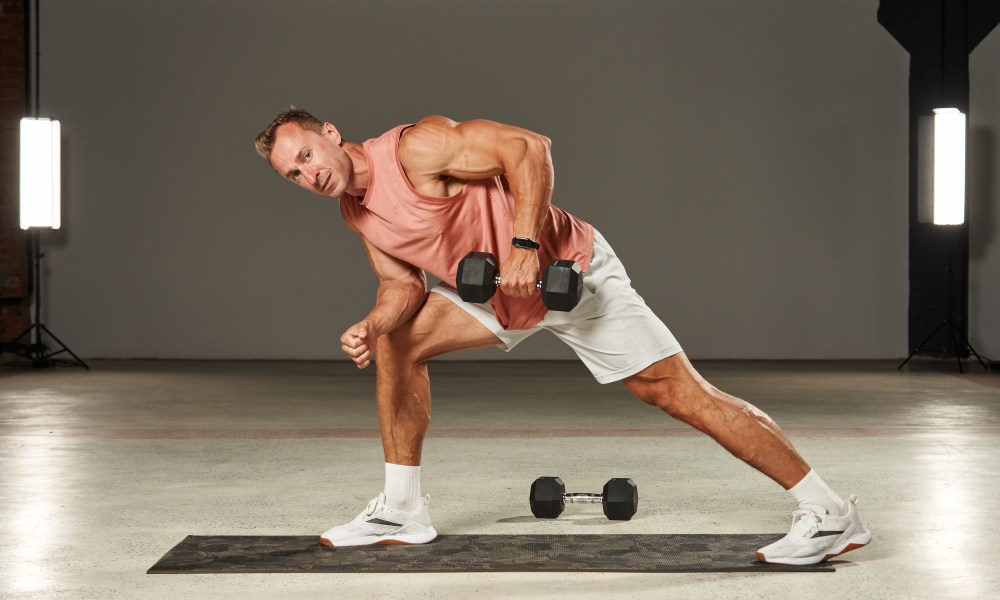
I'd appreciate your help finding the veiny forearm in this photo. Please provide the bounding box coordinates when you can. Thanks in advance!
[505,136,554,240]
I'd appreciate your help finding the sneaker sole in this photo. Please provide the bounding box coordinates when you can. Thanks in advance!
[320,530,438,548]
[756,529,872,565]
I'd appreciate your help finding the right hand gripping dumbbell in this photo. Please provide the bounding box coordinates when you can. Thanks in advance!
[456,252,584,311]
[529,476,639,520]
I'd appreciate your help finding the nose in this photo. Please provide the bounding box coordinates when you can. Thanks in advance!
[301,165,323,188]
[301,164,318,182]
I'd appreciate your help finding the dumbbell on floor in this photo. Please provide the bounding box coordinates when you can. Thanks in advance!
[456,252,583,311]
[529,476,639,521]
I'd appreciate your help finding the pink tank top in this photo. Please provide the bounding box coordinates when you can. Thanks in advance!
[340,124,595,330]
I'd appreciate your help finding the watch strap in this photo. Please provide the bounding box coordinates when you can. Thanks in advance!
[512,236,540,250]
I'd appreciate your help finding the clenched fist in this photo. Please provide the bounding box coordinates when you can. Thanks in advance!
[341,320,378,369]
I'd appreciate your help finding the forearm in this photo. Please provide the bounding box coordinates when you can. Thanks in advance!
[364,279,428,336]
[506,137,554,241]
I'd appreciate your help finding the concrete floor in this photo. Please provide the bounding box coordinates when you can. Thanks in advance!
[1,358,998,599]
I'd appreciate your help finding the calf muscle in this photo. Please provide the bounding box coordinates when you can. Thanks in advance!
[375,293,501,465]
[623,354,809,489]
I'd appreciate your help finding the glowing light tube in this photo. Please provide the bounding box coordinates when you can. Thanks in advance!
[19,117,61,230]
[932,108,966,226]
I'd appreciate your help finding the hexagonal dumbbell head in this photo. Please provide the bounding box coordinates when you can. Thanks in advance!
[540,260,583,311]
[529,476,566,519]
[602,478,638,520]
[457,252,499,303]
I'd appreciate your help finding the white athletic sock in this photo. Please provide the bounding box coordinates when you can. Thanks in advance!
[383,463,422,512]
[788,469,848,516]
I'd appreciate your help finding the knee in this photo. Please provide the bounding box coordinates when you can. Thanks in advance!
[627,372,774,437]
[378,324,430,368]
[626,371,708,420]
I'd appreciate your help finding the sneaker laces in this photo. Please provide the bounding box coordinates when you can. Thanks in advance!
[355,494,387,521]
[788,505,825,538]
[788,496,860,538]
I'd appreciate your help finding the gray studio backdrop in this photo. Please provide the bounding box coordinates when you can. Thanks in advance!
[35,0,1000,360]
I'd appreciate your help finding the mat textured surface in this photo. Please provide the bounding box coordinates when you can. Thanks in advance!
[148,534,835,573]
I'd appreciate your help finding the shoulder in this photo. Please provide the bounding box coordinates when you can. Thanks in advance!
[414,114,460,131]
[401,115,517,148]
[401,115,460,149]
[397,115,462,173]
[397,115,519,154]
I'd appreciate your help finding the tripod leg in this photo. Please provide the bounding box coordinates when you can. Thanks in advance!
[8,324,34,346]
[948,321,989,372]
[898,320,948,370]
[38,325,90,370]
[946,321,964,374]
[5,324,40,360]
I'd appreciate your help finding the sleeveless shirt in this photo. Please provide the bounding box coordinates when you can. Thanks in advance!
[340,124,594,330]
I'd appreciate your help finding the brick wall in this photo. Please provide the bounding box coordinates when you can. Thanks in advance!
[0,0,29,345]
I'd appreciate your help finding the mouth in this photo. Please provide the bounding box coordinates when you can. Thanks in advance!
[320,173,332,193]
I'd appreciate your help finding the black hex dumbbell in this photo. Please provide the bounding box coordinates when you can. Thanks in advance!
[456,252,583,311]
[529,476,639,521]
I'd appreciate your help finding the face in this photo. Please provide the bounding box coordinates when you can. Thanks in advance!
[269,122,353,197]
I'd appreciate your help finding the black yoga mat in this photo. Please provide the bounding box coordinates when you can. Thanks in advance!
[148,534,836,573]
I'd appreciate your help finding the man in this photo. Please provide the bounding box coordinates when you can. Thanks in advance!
[254,108,871,565]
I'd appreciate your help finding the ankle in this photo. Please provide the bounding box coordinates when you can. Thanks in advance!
[383,463,422,512]
[788,469,848,516]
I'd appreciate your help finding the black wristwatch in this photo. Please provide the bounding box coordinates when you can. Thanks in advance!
[512,236,540,250]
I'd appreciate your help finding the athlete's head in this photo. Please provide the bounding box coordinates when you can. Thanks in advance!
[256,106,353,197]
[254,106,324,160]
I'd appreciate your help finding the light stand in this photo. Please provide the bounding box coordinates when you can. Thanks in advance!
[896,107,988,374]
[2,0,87,370]
[878,4,1000,375]
[6,231,88,369]
[897,241,986,373]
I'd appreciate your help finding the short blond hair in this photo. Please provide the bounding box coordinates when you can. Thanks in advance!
[254,106,324,161]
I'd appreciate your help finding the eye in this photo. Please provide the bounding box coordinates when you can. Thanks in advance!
[305,150,311,160]
[292,170,301,180]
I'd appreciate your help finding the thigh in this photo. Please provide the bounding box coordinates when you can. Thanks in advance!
[546,293,682,384]
[428,283,541,352]
[621,352,705,392]
[391,290,505,361]
[543,230,683,383]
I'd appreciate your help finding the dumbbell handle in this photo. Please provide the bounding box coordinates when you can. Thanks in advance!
[563,493,604,504]
[493,275,543,289]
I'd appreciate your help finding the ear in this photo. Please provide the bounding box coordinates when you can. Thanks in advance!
[322,122,342,145]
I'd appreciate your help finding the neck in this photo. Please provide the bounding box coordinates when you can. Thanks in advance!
[343,142,369,196]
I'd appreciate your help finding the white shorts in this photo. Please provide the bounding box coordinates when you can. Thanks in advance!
[431,230,683,384]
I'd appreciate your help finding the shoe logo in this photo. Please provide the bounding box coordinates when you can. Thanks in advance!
[811,530,845,538]
[367,518,403,527]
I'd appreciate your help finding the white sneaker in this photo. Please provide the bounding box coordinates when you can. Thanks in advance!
[319,493,438,547]
[756,495,872,565]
